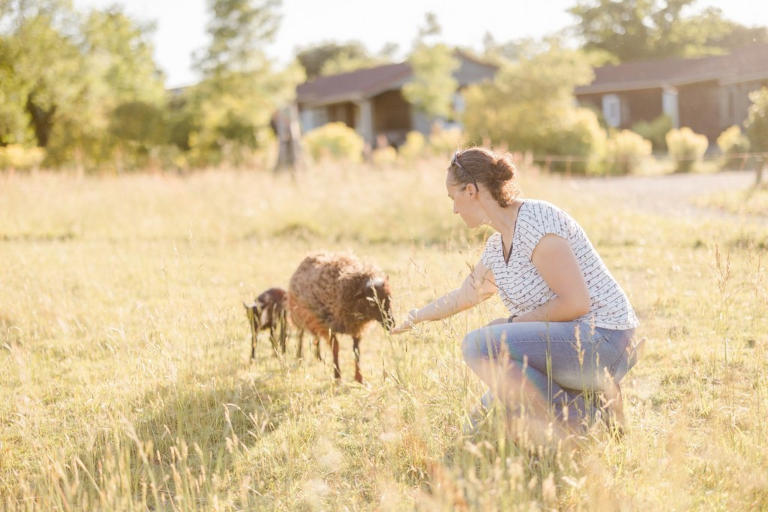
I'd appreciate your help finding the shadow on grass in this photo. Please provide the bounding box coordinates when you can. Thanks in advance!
[58,375,300,508]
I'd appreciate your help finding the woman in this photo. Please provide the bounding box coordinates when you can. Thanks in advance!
[392,147,639,438]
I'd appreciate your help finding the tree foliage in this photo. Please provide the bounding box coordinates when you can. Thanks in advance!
[0,33,31,144]
[569,0,768,62]
[0,1,166,169]
[745,87,768,153]
[402,13,459,120]
[194,0,281,77]
[463,45,605,172]
[183,0,302,167]
[296,41,370,80]
[0,0,303,171]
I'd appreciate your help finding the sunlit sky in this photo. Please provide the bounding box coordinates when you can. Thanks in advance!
[73,0,768,88]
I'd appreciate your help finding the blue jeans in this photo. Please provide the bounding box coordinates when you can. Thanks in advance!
[461,321,636,427]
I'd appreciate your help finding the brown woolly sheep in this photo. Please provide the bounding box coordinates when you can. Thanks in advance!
[288,251,394,383]
[244,287,288,359]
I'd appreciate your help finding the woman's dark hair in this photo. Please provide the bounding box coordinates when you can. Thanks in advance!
[448,147,520,207]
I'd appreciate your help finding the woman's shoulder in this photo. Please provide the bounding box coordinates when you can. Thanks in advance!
[518,199,582,243]
[480,231,502,266]
[520,198,564,215]
[484,231,502,246]
[520,199,575,224]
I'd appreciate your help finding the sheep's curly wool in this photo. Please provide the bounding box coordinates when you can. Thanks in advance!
[287,251,391,342]
[288,251,392,382]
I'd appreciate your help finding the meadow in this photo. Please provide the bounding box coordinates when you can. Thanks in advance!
[1,160,767,511]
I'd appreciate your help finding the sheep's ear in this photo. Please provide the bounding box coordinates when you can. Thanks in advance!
[358,277,383,299]
[365,277,385,295]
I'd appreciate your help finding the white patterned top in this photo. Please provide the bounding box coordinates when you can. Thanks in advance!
[480,199,638,330]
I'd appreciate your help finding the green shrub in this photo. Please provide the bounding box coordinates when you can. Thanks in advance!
[547,108,607,174]
[632,114,673,152]
[745,87,768,152]
[427,124,464,158]
[666,127,708,173]
[717,125,750,169]
[0,144,46,171]
[371,146,397,167]
[398,131,426,161]
[603,130,652,175]
[302,122,364,163]
[462,46,605,174]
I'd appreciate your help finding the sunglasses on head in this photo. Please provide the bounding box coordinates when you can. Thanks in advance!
[451,151,478,191]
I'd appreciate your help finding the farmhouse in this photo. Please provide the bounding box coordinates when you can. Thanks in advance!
[295,51,497,147]
[575,44,768,143]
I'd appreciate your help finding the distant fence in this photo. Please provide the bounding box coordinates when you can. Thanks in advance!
[520,151,768,185]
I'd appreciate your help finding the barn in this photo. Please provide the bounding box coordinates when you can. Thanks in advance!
[575,44,768,144]
[295,51,497,148]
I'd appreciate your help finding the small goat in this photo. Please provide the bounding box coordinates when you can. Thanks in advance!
[288,251,394,383]
[244,287,288,360]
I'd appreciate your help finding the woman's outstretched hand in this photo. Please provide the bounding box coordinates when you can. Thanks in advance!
[391,309,420,334]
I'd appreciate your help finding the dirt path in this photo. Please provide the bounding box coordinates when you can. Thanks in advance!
[567,170,766,225]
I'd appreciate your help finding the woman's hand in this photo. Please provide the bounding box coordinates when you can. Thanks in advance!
[391,309,420,334]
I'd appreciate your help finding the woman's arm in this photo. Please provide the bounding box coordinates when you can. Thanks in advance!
[512,234,591,323]
[391,261,496,334]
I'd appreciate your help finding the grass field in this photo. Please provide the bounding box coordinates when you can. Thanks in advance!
[2,160,767,510]
[697,185,768,218]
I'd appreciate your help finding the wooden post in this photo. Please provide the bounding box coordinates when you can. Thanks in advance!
[274,103,303,173]
[756,154,766,188]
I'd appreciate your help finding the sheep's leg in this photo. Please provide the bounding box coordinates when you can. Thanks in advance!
[296,329,304,359]
[268,323,279,356]
[353,336,362,383]
[245,303,258,361]
[278,310,287,354]
[314,337,322,361]
[330,333,341,380]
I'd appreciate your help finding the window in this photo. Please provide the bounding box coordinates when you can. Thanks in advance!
[602,94,621,127]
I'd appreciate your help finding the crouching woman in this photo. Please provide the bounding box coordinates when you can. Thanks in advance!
[391,147,639,440]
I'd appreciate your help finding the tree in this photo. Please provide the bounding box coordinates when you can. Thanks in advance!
[296,41,368,80]
[6,9,83,150]
[462,45,606,173]
[482,34,546,64]
[569,0,768,62]
[295,41,397,80]
[52,6,167,168]
[0,2,69,146]
[402,12,459,120]
[745,87,768,152]
[194,0,281,77]
[82,8,165,105]
[0,34,32,145]
[745,87,768,186]
[189,0,303,167]
[0,1,166,170]
[319,49,382,76]
[45,6,165,169]
[0,1,81,150]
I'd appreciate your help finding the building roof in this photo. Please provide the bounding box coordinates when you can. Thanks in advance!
[575,44,768,95]
[296,50,497,106]
[297,62,412,106]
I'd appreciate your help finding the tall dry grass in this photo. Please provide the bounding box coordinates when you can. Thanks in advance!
[1,160,767,510]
